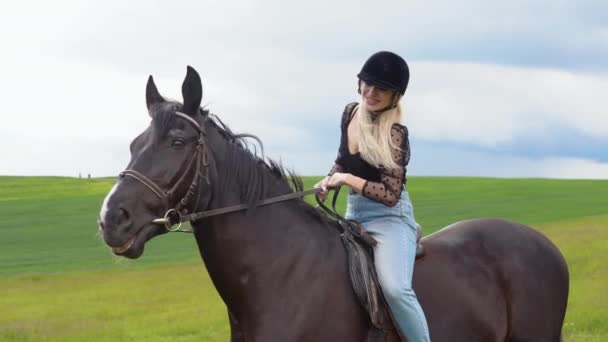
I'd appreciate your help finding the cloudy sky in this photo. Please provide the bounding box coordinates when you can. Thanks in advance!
[1,0,607,179]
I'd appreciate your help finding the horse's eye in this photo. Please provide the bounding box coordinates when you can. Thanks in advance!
[171,139,185,148]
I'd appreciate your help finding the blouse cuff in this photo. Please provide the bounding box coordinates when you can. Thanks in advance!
[328,163,345,176]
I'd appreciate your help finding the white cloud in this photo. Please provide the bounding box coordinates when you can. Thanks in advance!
[410,145,608,179]
[0,1,606,179]
[536,157,608,179]
[408,62,608,146]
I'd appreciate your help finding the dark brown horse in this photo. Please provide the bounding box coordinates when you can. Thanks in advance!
[98,66,569,342]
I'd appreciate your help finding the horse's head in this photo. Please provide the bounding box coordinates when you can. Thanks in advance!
[98,66,212,259]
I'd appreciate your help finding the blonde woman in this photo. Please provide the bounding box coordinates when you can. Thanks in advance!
[314,51,430,341]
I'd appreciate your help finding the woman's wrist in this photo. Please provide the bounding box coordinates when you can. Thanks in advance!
[345,174,366,193]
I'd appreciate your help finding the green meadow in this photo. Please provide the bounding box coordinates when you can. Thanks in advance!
[0,176,606,341]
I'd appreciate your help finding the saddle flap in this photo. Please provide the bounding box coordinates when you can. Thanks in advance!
[340,227,406,342]
[340,219,426,342]
[340,219,377,247]
[341,219,425,259]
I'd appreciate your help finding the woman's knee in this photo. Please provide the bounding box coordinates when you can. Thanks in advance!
[381,278,415,302]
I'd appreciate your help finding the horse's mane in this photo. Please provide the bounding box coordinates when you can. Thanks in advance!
[208,114,330,223]
[150,101,331,225]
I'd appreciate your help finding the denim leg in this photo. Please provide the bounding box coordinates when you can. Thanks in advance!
[362,216,431,342]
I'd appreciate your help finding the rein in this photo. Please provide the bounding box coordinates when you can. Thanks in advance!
[120,110,331,234]
[153,187,324,233]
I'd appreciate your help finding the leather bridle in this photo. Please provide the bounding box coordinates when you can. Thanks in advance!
[119,111,324,233]
[119,111,210,232]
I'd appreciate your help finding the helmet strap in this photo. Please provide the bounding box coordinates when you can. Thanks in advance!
[372,104,397,115]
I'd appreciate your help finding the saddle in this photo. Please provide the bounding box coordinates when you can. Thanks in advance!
[315,188,424,342]
[339,219,424,342]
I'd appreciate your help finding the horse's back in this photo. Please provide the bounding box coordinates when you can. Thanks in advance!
[415,218,568,342]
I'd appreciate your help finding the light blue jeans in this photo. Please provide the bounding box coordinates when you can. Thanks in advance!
[345,190,431,342]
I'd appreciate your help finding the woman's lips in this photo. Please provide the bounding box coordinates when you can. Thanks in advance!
[365,97,380,106]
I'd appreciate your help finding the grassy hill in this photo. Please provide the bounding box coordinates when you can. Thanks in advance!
[0,176,607,341]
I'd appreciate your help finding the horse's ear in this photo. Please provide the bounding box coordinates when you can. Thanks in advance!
[146,75,165,111]
[181,66,203,116]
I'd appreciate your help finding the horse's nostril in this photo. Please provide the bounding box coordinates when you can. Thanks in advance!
[119,208,131,222]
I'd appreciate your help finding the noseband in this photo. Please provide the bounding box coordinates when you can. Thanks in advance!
[120,111,210,232]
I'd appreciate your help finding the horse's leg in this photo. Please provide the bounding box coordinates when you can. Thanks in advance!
[228,309,246,342]
[413,249,509,341]
[436,219,568,342]
[501,226,569,342]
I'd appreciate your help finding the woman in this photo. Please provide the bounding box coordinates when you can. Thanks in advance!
[314,51,431,341]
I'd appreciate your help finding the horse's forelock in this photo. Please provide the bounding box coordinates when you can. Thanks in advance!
[148,102,208,138]
[150,102,181,138]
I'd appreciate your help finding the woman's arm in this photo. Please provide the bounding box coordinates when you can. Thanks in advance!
[314,102,359,201]
[326,172,366,194]
[327,124,409,207]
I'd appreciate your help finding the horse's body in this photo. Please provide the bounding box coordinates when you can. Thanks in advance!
[99,67,569,342]
[192,126,568,341]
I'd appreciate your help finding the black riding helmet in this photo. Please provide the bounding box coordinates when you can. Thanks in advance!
[357,51,410,95]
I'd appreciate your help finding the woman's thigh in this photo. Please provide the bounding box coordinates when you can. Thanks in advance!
[363,216,418,289]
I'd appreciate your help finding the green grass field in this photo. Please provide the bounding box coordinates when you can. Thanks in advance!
[1,176,607,341]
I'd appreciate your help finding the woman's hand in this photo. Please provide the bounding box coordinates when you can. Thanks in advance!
[314,173,352,202]
[327,172,350,188]
[313,176,331,202]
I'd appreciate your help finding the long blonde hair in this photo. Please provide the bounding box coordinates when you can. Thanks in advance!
[355,99,404,170]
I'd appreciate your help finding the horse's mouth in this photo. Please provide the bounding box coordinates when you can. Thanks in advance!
[112,236,136,254]
[111,224,165,259]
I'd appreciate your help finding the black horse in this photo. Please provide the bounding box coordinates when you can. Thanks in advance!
[98,66,569,342]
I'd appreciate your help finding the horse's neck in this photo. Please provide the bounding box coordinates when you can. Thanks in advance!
[192,128,330,306]
[194,192,330,312]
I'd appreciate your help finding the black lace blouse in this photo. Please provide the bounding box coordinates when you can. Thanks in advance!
[328,102,410,207]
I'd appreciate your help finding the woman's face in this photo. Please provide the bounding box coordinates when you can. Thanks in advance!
[360,80,396,112]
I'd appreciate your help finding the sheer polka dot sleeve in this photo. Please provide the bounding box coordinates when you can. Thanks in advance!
[328,159,345,176]
[327,103,357,177]
[361,124,410,207]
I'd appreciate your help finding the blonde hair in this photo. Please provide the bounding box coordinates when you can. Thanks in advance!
[355,98,404,170]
